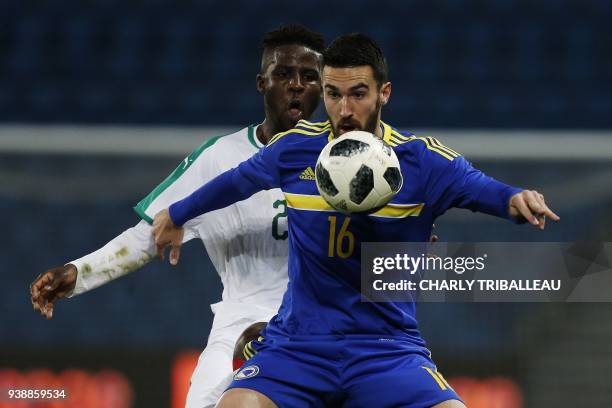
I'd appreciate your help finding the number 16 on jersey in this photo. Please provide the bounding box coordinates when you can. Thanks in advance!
[327,216,354,258]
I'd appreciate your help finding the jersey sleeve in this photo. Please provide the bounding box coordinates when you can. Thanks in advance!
[133,135,226,224]
[68,220,155,297]
[417,139,523,220]
[169,139,282,226]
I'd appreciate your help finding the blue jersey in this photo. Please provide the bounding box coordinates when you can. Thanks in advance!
[170,120,521,344]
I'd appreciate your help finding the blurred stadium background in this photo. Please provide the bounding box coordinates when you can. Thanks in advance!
[1,1,612,407]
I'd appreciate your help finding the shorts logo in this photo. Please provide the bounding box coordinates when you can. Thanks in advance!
[234,365,260,380]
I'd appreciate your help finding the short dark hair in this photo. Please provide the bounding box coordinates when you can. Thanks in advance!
[323,33,388,86]
[261,24,325,54]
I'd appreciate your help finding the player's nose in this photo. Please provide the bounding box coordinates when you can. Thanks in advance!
[288,74,305,92]
[339,97,352,117]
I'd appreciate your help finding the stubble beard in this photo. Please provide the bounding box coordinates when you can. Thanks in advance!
[329,97,382,138]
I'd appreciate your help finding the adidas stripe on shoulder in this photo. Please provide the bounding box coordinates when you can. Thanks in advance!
[296,120,330,130]
[388,130,460,161]
[268,121,331,146]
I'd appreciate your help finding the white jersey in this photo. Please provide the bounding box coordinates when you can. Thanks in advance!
[67,125,290,407]
[72,124,289,310]
[134,124,289,318]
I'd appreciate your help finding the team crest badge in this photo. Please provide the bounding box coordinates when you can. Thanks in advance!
[234,365,260,380]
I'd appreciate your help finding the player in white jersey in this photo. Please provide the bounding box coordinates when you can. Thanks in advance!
[30,25,324,408]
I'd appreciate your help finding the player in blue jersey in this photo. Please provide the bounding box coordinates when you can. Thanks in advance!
[153,34,559,408]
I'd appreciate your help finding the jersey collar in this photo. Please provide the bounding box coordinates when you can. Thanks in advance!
[380,121,394,145]
[249,123,265,149]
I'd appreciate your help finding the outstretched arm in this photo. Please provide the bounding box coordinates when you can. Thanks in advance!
[30,131,260,319]
[30,220,157,319]
[456,170,560,228]
[460,175,560,229]
[426,150,560,229]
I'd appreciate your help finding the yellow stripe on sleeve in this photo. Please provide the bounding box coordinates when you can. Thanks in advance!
[298,119,330,127]
[388,129,457,160]
[427,137,460,158]
[389,131,414,142]
[268,126,330,146]
[415,137,455,160]
[296,123,331,132]
[387,135,408,146]
[422,366,447,390]
[297,120,331,131]
[433,370,453,391]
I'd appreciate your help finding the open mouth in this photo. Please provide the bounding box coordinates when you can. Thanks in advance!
[339,122,359,134]
[288,100,303,120]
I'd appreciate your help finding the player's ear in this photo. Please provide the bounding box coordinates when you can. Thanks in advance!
[380,82,392,106]
[256,74,265,94]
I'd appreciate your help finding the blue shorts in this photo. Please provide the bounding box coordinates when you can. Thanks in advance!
[228,335,462,408]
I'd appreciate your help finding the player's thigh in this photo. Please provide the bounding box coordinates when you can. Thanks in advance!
[188,317,272,407]
[189,318,256,388]
[344,354,462,408]
[186,340,234,407]
[217,388,278,408]
[190,338,233,384]
[197,372,234,408]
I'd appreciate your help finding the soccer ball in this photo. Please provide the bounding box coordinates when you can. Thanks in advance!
[315,131,403,214]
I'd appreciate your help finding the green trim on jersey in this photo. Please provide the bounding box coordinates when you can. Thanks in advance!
[247,125,261,149]
[133,130,235,224]
[134,205,154,224]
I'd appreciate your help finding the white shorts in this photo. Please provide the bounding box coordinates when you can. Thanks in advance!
[185,303,277,408]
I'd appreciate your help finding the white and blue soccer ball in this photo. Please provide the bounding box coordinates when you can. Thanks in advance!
[315,130,403,214]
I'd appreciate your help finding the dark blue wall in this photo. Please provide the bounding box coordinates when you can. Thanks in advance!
[1,0,611,127]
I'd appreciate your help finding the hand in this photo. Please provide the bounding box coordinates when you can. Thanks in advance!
[153,209,184,265]
[30,264,77,319]
[509,190,560,230]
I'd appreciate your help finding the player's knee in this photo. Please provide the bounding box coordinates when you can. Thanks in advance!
[431,399,467,408]
[216,388,277,408]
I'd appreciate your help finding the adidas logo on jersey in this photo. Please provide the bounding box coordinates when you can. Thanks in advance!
[299,167,316,181]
